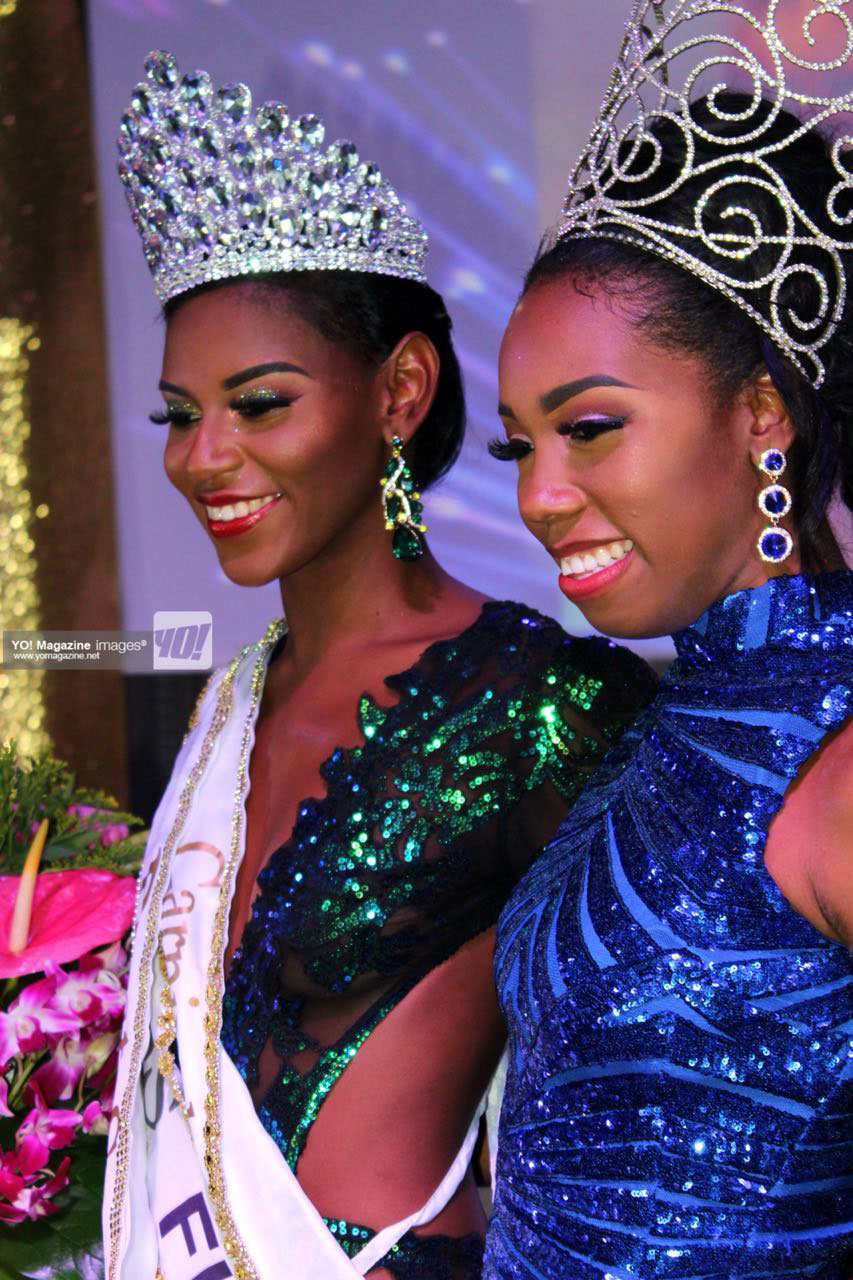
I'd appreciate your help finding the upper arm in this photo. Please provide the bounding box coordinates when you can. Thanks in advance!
[807,718,853,947]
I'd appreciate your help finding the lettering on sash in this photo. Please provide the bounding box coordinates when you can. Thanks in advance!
[158,1193,232,1279]
[160,923,188,984]
[176,841,225,889]
[162,888,196,919]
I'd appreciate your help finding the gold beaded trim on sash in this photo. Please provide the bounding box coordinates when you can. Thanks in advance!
[107,620,284,1280]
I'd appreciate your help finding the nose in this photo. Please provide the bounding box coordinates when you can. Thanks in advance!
[517,447,587,533]
[175,411,243,487]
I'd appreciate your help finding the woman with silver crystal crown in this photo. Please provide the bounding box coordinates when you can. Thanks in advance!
[484,2,853,1277]
[103,51,657,1280]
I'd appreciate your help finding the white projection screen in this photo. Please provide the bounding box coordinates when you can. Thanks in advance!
[87,0,675,668]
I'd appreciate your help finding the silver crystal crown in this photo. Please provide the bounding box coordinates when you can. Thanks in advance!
[118,51,428,303]
[555,1,853,386]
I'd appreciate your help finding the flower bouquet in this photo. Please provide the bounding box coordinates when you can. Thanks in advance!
[0,744,143,1279]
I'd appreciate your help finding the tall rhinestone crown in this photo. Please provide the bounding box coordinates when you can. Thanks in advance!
[554,1,853,386]
[118,51,428,303]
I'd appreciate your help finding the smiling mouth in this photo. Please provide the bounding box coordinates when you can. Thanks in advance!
[559,539,633,578]
[204,494,279,522]
[203,493,282,538]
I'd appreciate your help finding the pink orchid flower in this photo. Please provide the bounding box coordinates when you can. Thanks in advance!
[0,1150,26,1205]
[99,822,130,847]
[81,1097,108,1135]
[0,1154,70,1224]
[66,803,97,820]
[78,938,128,977]
[0,975,79,1066]
[16,1087,82,1170]
[0,868,136,979]
[27,1033,89,1103]
[0,1077,11,1118]
[48,963,126,1025]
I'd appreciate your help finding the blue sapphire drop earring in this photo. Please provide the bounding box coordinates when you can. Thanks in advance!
[756,448,793,564]
[381,436,426,561]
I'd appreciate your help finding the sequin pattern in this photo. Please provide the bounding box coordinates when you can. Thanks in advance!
[220,601,656,1273]
[485,572,853,1280]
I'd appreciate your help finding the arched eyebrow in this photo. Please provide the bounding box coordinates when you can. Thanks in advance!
[222,361,312,389]
[540,375,634,414]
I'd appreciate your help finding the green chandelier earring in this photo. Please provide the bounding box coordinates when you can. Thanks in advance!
[380,435,426,561]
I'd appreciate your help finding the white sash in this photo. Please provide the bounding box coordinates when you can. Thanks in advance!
[103,623,485,1280]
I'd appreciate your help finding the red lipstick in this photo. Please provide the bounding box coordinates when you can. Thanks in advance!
[204,495,282,539]
[558,548,635,601]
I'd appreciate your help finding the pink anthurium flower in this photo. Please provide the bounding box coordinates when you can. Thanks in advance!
[0,869,136,979]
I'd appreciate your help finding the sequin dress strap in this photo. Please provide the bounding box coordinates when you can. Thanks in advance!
[486,571,853,1280]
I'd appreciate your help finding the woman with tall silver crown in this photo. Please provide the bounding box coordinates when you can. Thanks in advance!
[484,1,853,1277]
[103,51,656,1280]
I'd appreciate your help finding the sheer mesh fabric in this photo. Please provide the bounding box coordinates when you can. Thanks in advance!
[220,601,656,1267]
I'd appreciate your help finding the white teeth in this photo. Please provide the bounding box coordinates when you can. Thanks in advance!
[206,494,277,522]
[559,538,634,578]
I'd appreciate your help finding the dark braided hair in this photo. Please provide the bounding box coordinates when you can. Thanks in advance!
[525,94,853,569]
[164,270,466,491]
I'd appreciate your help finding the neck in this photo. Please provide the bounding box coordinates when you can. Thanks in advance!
[276,513,451,675]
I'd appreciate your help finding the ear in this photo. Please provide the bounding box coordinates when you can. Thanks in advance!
[378,332,440,447]
[744,370,795,465]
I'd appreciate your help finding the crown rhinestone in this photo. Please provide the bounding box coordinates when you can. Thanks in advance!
[118,51,428,302]
[553,1,853,388]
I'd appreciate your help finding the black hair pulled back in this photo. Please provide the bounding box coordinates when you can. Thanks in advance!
[525,93,853,568]
[164,270,466,492]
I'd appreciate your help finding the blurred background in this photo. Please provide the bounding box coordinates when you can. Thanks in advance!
[2,0,848,816]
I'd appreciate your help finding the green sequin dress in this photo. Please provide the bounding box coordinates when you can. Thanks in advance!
[221,600,656,1278]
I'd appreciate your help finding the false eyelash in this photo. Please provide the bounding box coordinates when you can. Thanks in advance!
[148,407,199,427]
[488,436,532,462]
[557,416,626,442]
[232,394,293,418]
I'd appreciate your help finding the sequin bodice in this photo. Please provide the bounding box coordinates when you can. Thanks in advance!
[221,601,656,1173]
[486,573,853,1280]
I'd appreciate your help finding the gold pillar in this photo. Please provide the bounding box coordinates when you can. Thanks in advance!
[0,0,127,798]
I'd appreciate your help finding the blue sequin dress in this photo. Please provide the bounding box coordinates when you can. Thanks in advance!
[485,572,853,1280]
[220,601,656,1279]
